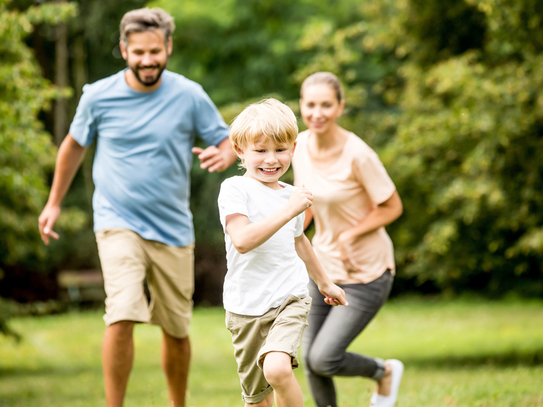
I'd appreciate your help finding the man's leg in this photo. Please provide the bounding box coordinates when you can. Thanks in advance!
[262,352,304,407]
[102,320,136,407]
[162,329,191,407]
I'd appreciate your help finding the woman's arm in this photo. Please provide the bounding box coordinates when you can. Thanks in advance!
[337,191,402,272]
[339,190,403,243]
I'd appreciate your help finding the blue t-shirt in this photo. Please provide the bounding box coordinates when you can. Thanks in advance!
[69,69,229,247]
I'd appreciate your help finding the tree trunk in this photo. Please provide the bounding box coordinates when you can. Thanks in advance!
[54,18,69,146]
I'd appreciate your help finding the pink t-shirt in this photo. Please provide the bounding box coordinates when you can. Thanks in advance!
[293,131,396,284]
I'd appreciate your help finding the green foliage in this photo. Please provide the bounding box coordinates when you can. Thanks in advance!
[0,0,86,309]
[357,0,543,295]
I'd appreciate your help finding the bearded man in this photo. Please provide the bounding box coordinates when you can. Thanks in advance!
[38,8,236,407]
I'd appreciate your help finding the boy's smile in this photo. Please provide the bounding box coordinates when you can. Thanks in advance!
[237,137,297,190]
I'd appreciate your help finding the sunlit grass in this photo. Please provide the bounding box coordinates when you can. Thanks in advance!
[1,298,542,406]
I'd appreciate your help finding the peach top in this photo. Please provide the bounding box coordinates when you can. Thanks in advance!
[293,130,396,284]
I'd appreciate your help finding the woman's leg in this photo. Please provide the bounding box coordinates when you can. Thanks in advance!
[302,282,337,407]
[304,271,393,407]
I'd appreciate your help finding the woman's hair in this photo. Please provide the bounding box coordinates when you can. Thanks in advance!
[301,72,344,102]
[229,98,298,153]
[120,8,175,47]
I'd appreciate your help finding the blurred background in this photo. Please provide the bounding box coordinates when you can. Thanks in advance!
[2,0,543,327]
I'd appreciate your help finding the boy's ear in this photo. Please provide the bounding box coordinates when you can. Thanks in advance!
[232,144,244,157]
[290,141,297,156]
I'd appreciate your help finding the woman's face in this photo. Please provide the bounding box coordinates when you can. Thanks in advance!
[300,83,344,135]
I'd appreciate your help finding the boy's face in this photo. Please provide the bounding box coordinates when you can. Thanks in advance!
[235,137,296,190]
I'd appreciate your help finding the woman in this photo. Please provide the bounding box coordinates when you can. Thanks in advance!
[293,72,404,407]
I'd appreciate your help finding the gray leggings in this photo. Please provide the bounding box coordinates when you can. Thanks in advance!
[302,270,393,407]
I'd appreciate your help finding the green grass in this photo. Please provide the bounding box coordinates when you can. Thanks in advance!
[1,298,542,406]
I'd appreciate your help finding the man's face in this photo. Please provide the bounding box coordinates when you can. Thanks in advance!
[120,29,172,88]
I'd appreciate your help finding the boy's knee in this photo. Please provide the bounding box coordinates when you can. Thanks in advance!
[262,352,293,387]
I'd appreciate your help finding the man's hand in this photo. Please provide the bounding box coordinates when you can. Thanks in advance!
[319,283,348,307]
[286,186,313,219]
[194,143,238,172]
[38,204,61,245]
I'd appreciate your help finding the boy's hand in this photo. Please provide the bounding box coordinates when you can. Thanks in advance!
[286,186,313,218]
[318,283,348,307]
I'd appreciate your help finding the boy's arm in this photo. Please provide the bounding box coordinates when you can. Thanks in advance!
[295,234,348,306]
[226,187,312,254]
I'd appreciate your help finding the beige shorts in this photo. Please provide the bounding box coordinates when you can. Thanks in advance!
[95,228,194,338]
[225,294,312,404]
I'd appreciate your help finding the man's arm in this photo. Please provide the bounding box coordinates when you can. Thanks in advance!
[38,134,87,245]
[225,187,312,254]
[192,138,238,172]
[295,234,348,306]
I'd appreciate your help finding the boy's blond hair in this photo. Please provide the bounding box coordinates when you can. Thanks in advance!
[229,99,298,154]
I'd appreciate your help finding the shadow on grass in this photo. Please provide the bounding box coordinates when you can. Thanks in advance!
[403,348,543,369]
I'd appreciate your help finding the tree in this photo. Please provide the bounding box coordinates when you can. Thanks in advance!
[359,0,543,296]
[0,0,84,319]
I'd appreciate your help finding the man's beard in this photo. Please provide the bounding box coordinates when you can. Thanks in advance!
[129,63,167,87]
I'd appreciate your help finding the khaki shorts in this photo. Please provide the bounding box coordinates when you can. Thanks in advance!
[96,228,194,338]
[225,295,312,404]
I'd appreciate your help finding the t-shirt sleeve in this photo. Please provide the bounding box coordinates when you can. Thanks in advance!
[69,84,98,147]
[294,211,305,237]
[192,85,229,147]
[218,179,249,233]
[353,148,396,205]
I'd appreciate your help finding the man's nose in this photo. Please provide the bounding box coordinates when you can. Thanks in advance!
[141,53,154,66]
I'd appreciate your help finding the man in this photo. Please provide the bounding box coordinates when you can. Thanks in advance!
[38,8,237,407]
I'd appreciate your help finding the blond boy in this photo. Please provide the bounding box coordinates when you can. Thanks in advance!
[218,99,348,407]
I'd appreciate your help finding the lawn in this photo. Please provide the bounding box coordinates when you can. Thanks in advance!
[1,297,542,406]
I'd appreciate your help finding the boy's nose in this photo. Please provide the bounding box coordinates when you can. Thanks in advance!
[264,153,278,163]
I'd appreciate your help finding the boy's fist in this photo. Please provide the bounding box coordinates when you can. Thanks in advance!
[287,186,313,217]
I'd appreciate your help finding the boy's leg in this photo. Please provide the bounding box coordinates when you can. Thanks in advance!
[262,352,303,407]
[245,392,274,407]
[162,330,191,407]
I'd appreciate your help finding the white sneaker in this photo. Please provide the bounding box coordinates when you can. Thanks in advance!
[369,359,404,407]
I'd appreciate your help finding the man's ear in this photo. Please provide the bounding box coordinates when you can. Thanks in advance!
[167,37,173,56]
[119,41,128,60]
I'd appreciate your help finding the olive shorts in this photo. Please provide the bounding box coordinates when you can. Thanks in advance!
[226,294,312,404]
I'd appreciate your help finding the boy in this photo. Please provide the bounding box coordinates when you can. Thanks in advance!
[218,98,348,407]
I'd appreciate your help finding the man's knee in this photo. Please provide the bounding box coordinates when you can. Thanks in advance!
[106,320,136,340]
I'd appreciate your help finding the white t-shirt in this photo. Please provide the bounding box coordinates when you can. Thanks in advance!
[218,176,309,316]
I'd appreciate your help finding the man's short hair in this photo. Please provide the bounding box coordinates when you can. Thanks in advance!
[229,99,298,152]
[120,7,175,46]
